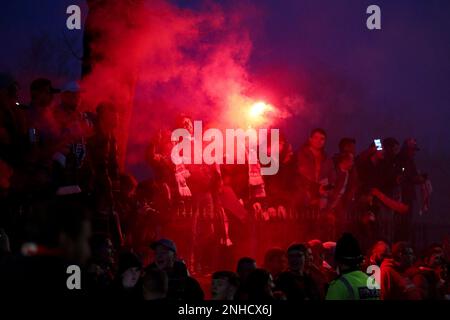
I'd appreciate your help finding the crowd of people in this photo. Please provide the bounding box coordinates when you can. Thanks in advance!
[0,72,448,300]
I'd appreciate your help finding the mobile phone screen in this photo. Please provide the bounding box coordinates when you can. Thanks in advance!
[374,139,383,151]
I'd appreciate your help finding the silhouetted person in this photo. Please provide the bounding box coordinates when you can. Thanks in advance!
[234,257,256,300]
[146,238,204,301]
[86,102,122,244]
[246,268,275,302]
[275,243,320,300]
[52,81,91,195]
[110,251,142,300]
[263,248,287,281]
[326,233,380,300]
[368,241,391,267]
[296,128,335,238]
[306,240,332,299]
[85,234,116,296]
[413,244,445,299]
[396,138,427,242]
[211,271,239,300]
[142,268,168,301]
[380,241,421,300]
[327,152,355,238]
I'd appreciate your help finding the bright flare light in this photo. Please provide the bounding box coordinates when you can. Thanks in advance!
[247,101,274,126]
[249,102,268,118]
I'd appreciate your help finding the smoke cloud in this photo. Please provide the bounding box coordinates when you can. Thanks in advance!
[80,0,272,173]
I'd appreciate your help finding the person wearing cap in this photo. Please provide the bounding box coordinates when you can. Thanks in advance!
[326,233,380,300]
[150,238,178,272]
[306,240,335,299]
[322,241,336,266]
[146,238,204,301]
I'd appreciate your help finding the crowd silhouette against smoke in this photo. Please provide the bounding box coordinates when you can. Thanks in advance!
[0,0,450,301]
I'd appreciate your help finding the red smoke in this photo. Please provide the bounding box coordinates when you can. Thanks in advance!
[79,0,268,171]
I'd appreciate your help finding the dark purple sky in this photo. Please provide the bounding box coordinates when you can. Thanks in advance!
[1,0,449,224]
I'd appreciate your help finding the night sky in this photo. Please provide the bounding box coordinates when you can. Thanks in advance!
[1,1,449,227]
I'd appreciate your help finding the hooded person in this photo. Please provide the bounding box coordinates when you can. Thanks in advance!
[326,233,380,300]
[110,251,143,300]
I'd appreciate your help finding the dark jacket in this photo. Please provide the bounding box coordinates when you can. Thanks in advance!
[145,261,204,301]
[275,270,321,300]
[295,143,335,207]
[380,258,421,300]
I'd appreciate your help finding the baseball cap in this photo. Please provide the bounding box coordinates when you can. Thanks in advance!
[30,78,60,93]
[323,241,336,250]
[150,238,177,253]
[308,239,324,254]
